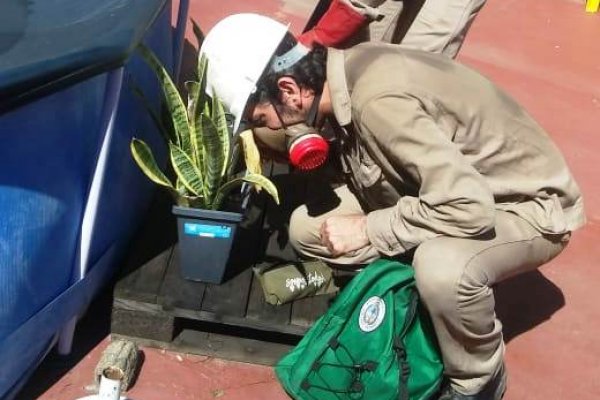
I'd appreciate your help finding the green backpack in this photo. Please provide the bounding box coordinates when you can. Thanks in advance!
[275,259,444,400]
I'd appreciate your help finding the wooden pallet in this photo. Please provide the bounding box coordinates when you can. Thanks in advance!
[110,172,349,365]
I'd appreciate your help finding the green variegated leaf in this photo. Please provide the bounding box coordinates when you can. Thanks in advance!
[212,173,280,210]
[201,114,225,204]
[129,82,175,144]
[227,141,241,180]
[203,100,211,118]
[197,54,209,112]
[211,94,230,178]
[176,193,205,208]
[185,81,203,167]
[130,138,174,189]
[176,177,187,196]
[238,129,262,176]
[138,44,193,156]
[195,98,211,154]
[169,143,205,197]
[185,81,200,124]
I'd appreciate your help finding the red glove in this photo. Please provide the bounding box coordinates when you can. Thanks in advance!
[297,0,368,48]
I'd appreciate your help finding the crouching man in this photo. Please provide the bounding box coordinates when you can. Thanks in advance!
[199,13,585,399]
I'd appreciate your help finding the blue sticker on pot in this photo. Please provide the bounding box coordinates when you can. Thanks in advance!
[184,223,232,239]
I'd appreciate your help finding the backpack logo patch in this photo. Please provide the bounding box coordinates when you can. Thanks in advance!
[358,296,386,332]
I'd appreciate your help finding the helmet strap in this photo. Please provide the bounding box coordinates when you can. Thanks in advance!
[271,43,310,73]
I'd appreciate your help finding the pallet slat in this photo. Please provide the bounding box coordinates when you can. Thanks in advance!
[114,246,172,303]
[158,246,206,311]
[201,268,253,318]
[111,307,175,343]
[290,293,333,328]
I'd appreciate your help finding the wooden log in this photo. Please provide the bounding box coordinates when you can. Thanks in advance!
[94,339,141,391]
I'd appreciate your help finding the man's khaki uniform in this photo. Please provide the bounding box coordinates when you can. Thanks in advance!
[348,0,487,57]
[289,44,585,394]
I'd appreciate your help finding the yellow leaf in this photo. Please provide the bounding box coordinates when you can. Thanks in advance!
[239,129,263,185]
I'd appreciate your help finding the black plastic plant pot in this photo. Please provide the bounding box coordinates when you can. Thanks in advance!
[172,205,243,284]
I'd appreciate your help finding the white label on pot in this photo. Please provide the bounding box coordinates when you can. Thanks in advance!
[184,223,231,238]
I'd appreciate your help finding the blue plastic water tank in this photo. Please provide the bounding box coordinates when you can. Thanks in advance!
[0,0,189,397]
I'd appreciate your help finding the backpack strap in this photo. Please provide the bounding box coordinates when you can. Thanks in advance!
[301,337,379,396]
[393,289,419,400]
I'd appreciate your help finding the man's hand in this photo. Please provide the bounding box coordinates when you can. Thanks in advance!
[320,214,370,257]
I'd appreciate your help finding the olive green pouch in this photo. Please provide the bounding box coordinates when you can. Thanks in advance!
[253,260,339,306]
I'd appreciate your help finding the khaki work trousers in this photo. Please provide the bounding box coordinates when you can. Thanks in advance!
[289,185,569,394]
[358,0,487,58]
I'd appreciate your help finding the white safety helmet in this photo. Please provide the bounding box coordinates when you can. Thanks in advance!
[199,13,289,132]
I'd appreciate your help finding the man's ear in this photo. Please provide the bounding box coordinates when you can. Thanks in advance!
[276,76,300,103]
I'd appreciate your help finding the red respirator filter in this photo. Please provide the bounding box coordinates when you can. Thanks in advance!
[288,134,329,171]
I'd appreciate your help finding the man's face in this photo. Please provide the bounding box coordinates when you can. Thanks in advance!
[244,76,314,130]
[248,101,304,130]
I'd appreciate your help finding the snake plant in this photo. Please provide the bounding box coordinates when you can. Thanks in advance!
[130,42,279,210]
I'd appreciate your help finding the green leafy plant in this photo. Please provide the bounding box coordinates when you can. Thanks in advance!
[130,38,279,210]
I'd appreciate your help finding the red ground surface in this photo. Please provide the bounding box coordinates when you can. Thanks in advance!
[20,0,600,399]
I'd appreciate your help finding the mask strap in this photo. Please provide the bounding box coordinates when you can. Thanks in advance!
[305,92,322,128]
[269,88,322,129]
[270,100,289,130]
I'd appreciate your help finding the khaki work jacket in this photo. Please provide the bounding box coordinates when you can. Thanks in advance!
[327,44,586,256]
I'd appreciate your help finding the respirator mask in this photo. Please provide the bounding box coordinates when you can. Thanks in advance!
[280,91,330,171]
[252,92,330,171]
